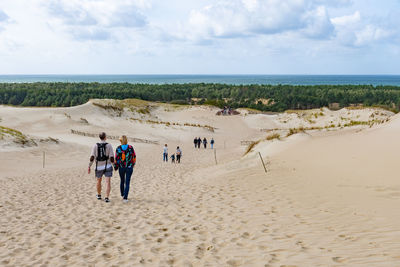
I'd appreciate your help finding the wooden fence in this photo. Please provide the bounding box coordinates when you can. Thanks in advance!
[240,141,255,146]
[260,129,274,132]
[70,129,159,145]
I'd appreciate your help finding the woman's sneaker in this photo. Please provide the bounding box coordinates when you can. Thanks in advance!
[105,197,110,203]
[97,194,102,200]
[123,199,129,203]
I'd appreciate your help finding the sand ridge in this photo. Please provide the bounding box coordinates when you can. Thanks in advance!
[1,101,399,266]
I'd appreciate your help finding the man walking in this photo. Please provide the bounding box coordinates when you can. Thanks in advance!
[210,138,215,149]
[88,132,114,203]
[176,146,182,163]
[163,144,168,162]
[203,137,208,149]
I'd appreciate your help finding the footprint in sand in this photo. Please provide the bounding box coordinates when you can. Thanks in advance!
[195,243,205,259]
[226,259,241,266]
[102,241,115,248]
[332,256,346,263]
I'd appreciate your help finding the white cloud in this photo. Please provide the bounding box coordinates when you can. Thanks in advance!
[45,0,150,41]
[302,6,334,39]
[331,11,394,46]
[0,9,10,32]
[242,0,258,11]
[182,0,336,42]
[331,11,360,26]
[354,25,392,46]
[69,28,111,41]
[0,10,9,22]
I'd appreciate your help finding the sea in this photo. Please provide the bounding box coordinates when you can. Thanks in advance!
[1,75,400,86]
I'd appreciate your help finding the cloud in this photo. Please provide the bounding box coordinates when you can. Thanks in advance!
[70,28,111,41]
[354,25,393,46]
[0,9,10,32]
[331,11,394,46]
[301,6,334,39]
[48,1,97,26]
[331,11,360,26]
[0,10,9,22]
[107,5,147,28]
[182,0,336,42]
[46,0,149,41]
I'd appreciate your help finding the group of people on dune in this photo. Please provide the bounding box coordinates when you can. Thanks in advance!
[88,133,216,203]
[194,137,214,149]
[162,144,182,163]
[88,133,187,203]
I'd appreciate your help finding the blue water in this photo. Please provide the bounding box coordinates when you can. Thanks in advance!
[1,75,400,86]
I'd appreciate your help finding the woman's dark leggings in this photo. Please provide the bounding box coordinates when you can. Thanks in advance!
[119,167,133,199]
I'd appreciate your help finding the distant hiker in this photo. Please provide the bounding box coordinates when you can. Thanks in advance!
[203,137,208,149]
[170,153,175,163]
[115,135,136,203]
[163,144,168,162]
[197,137,202,149]
[210,138,215,149]
[88,132,114,203]
[176,147,182,163]
[193,137,198,148]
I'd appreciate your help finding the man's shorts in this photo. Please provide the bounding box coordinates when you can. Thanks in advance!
[95,167,113,178]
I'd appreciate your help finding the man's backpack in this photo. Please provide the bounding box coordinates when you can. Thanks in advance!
[96,143,109,161]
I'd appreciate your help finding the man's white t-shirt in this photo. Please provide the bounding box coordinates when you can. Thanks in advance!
[91,141,114,170]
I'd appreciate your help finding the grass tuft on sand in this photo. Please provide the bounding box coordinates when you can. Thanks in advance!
[266,133,280,141]
[244,140,261,155]
[0,126,36,146]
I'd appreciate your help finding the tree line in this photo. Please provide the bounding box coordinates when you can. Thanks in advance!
[1,82,400,112]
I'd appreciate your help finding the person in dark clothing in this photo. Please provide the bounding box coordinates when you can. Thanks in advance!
[193,137,198,148]
[210,138,215,149]
[176,147,182,163]
[203,137,207,149]
[197,137,202,149]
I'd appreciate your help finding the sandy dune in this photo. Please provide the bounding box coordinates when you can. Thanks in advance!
[1,101,399,266]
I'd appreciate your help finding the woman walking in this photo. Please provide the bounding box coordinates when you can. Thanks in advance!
[115,135,136,202]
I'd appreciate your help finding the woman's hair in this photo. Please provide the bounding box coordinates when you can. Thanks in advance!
[119,135,128,145]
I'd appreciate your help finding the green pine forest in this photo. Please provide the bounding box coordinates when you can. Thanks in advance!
[1,82,400,112]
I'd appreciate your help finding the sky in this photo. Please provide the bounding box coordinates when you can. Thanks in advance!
[0,0,399,74]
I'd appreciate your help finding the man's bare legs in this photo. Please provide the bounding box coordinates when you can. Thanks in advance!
[104,177,111,199]
[97,177,102,197]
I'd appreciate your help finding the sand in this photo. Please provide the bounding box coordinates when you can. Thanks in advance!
[1,100,399,266]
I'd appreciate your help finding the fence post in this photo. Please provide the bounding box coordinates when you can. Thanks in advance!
[258,152,267,173]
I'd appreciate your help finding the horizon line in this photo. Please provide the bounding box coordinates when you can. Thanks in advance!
[1,74,400,76]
